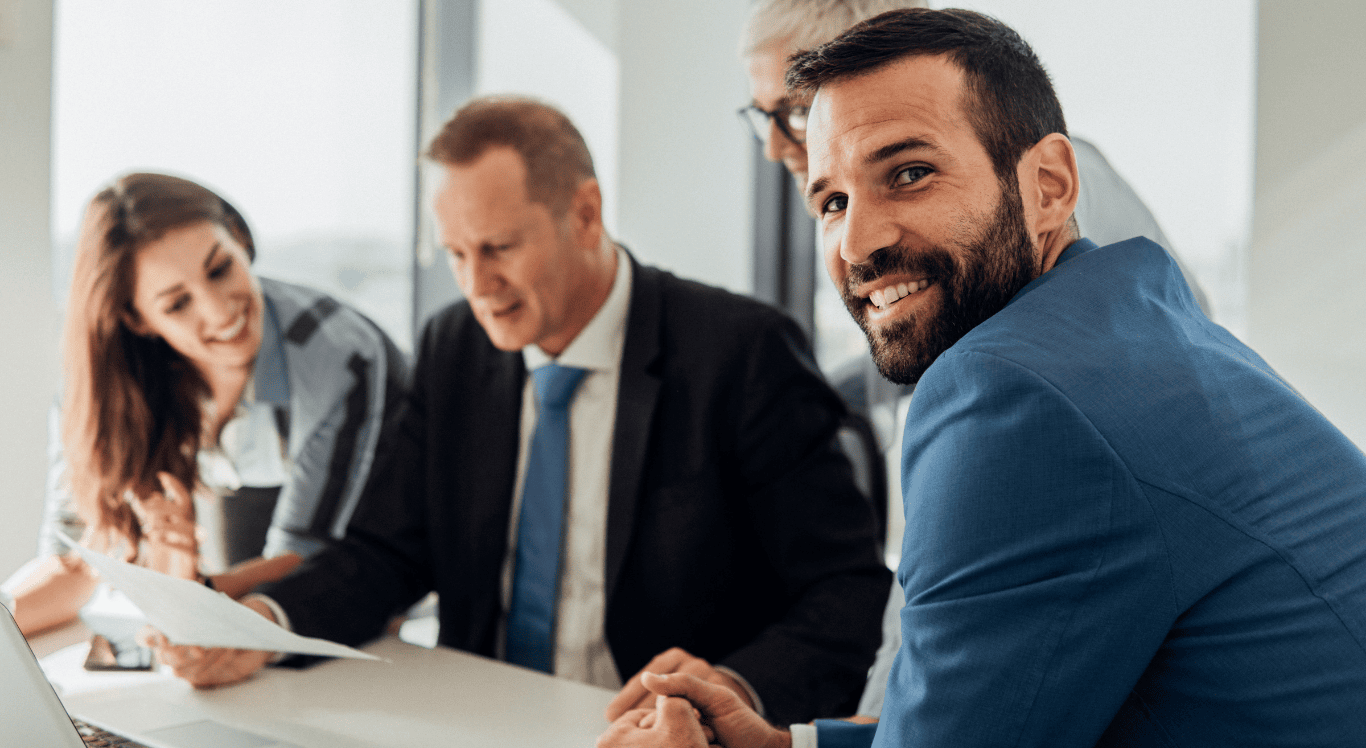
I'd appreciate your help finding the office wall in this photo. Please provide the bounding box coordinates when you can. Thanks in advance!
[614,1,754,294]
[469,0,754,295]
[961,0,1256,331]
[475,0,620,234]
[1250,1,1366,447]
[0,0,58,579]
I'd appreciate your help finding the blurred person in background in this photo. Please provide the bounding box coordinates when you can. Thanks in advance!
[5,172,405,638]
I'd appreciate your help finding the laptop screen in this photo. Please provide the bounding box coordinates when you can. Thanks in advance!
[0,604,87,748]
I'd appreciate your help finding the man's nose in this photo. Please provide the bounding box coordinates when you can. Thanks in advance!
[457,254,501,299]
[839,197,899,266]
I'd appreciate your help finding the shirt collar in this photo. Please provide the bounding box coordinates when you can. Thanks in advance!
[251,293,290,406]
[523,245,633,374]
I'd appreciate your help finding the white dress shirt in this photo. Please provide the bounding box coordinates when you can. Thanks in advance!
[194,379,293,574]
[254,251,632,680]
[252,247,766,703]
[498,246,632,689]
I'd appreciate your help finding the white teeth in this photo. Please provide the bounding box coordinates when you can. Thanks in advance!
[214,315,246,342]
[868,279,932,311]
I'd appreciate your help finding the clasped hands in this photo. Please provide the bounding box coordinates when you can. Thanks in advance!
[600,648,789,748]
[129,472,200,580]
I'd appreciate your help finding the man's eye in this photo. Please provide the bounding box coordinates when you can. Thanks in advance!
[822,194,848,215]
[895,166,933,186]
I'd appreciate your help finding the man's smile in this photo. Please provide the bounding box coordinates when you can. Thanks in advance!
[865,277,932,312]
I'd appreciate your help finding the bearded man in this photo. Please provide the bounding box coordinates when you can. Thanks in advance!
[600,8,1366,748]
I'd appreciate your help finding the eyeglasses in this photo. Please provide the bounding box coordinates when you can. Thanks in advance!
[738,101,810,146]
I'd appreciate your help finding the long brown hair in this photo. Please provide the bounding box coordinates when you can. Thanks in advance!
[62,173,255,557]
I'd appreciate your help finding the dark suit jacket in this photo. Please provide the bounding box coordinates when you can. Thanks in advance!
[261,257,890,723]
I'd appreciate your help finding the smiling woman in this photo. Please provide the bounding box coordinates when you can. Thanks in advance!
[5,173,407,637]
[127,222,265,383]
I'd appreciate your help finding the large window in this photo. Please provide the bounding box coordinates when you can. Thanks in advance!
[52,0,418,349]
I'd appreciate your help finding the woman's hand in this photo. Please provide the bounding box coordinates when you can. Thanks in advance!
[138,597,278,688]
[130,472,199,579]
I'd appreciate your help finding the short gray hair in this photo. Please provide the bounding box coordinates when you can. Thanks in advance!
[740,0,928,57]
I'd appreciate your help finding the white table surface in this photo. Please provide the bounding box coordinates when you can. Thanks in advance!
[37,629,617,747]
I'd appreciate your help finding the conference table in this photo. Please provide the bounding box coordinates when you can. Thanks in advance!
[32,621,618,747]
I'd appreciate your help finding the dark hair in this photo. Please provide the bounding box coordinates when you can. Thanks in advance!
[63,172,253,556]
[426,96,596,215]
[787,8,1067,179]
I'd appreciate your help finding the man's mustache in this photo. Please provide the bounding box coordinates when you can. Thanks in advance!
[845,245,956,293]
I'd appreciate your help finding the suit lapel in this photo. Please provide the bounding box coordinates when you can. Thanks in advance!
[604,258,664,605]
[453,325,525,650]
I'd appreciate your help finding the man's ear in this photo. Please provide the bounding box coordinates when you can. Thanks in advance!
[568,177,605,250]
[1018,133,1079,263]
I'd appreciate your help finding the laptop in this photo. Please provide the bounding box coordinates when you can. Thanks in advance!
[0,604,300,748]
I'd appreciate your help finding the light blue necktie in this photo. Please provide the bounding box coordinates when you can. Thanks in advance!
[506,363,589,673]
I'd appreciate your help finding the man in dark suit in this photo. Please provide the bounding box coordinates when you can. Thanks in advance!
[153,96,889,725]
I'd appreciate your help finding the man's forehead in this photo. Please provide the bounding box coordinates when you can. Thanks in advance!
[807,56,973,171]
[438,149,531,207]
[746,42,803,104]
[434,150,538,241]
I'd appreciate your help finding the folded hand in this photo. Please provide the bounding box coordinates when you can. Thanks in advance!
[607,647,753,721]
[129,472,199,579]
[597,695,713,748]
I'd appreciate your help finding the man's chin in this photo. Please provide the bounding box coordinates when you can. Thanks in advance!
[868,329,936,385]
[850,301,941,385]
[479,322,532,352]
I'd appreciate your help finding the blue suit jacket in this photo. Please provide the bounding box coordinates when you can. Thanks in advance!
[822,238,1366,747]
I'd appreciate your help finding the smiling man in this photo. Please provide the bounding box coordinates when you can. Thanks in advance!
[154,96,889,726]
[739,0,1210,315]
[601,9,1366,748]
[737,0,1219,727]
[805,50,1063,388]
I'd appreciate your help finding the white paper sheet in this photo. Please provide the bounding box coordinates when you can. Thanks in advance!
[58,535,381,661]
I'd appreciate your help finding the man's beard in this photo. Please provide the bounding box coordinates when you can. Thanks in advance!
[842,177,1039,385]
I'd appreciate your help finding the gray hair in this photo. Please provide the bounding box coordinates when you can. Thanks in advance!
[740,0,929,57]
